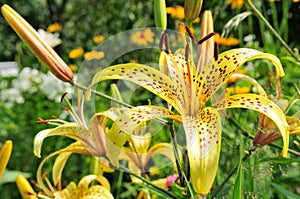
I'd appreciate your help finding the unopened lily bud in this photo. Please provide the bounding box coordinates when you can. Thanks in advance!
[154,0,167,30]
[1,4,73,82]
[184,0,203,22]
[16,175,38,199]
[0,140,13,179]
[196,10,214,72]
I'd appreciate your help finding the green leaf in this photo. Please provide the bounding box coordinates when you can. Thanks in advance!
[257,157,300,164]
[232,158,242,199]
[271,183,300,199]
[171,183,189,199]
[0,170,31,186]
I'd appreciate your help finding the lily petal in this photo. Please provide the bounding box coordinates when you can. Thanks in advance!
[182,107,222,194]
[85,63,180,111]
[36,141,91,197]
[198,48,284,105]
[213,94,289,156]
[34,123,80,158]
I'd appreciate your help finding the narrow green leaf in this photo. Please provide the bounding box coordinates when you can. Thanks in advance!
[257,157,300,164]
[232,158,242,199]
[271,183,300,199]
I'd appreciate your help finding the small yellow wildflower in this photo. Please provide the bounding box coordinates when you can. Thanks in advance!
[69,47,84,59]
[214,33,240,46]
[166,6,185,19]
[293,0,299,2]
[129,59,137,63]
[47,22,62,33]
[69,64,78,72]
[84,51,105,60]
[227,0,245,10]
[227,69,247,83]
[93,35,105,44]
[131,28,155,46]
[227,86,251,95]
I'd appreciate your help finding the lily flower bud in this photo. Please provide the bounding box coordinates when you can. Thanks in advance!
[0,140,13,179]
[1,4,73,82]
[154,0,167,30]
[16,175,38,199]
[184,0,203,22]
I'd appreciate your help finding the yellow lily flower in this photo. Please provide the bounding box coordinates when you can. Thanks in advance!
[85,10,288,195]
[34,106,130,196]
[0,140,13,179]
[119,132,177,182]
[1,4,73,82]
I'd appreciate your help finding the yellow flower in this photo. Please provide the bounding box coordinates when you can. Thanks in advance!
[47,22,62,33]
[69,64,77,72]
[69,47,84,59]
[214,33,240,46]
[227,86,251,95]
[93,35,105,44]
[84,51,105,60]
[293,0,299,2]
[227,0,245,10]
[85,10,288,195]
[227,69,247,83]
[166,6,185,19]
[0,140,12,179]
[1,4,73,82]
[131,28,155,46]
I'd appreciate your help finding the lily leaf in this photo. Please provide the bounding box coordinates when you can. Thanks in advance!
[257,157,300,164]
[271,183,300,199]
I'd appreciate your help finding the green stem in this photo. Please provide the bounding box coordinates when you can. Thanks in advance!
[245,0,300,63]
[210,147,256,198]
[115,170,124,199]
[168,122,185,187]
[72,81,133,108]
[168,122,197,199]
[118,165,177,199]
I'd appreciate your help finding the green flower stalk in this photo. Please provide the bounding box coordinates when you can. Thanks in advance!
[154,0,167,30]
[1,4,74,82]
[184,0,203,22]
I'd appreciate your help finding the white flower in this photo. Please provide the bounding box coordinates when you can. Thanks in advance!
[37,29,61,48]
